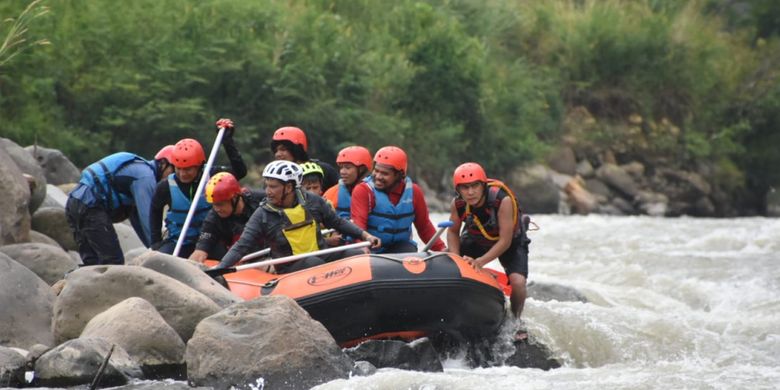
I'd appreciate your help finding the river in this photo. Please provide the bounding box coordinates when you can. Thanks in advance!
[315,214,780,389]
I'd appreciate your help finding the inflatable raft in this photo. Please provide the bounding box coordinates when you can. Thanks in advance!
[206,252,507,346]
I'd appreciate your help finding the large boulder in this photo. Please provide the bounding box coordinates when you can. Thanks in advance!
[28,229,62,248]
[564,177,598,215]
[81,297,186,379]
[547,146,577,176]
[634,190,669,217]
[137,251,241,308]
[596,163,639,198]
[0,346,26,387]
[1,138,47,214]
[114,222,145,253]
[24,145,81,185]
[0,253,55,349]
[186,296,353,390]
[345,338,443,372]
[33,337,142,388]
[507,164,560,214]
[52,265,221,344]
[40,183,68,209]
[0,243,78,285]
[31,207,77,251]
[504,337,562,371]
[0,147,31,245]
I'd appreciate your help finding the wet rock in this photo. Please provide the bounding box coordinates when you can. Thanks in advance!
[528,282,588,303]
[596,163,639,198]
[137,251,241,308]
[575,160,595,178]
[634,191,669,217]
[31,207,77,251]
[620,161,645,179]
[34,337,142,388]
[28,229,61,248]
[24,145,81,185]
[111,383,212,390]
[81,297,186,379]
[0,253,55,349]
[114,222,145,254]
[584,178,612,200]
[767,187,780,217]
[660,169,711,197]
[611,197,635,215]
[40,184,68,209]
[547,146,577,176]
[186,296,353,390]
[507,164,560,214]
[0,147,31,246]
[345,338,443,373]
[25,344,50,369]
[0,346,26,387]
[53,265,220,344]
[0,243,78,285]
[351,361,377,376]
[693,196,716,217]
[1,138,47,214]
[564,177,598,215]
[504,337,561,371]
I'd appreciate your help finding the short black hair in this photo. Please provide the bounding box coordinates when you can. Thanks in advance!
[270,140,309,162]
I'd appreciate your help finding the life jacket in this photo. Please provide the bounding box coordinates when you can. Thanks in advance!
[228,191,262,246]
[335,180,352,219]
[455,179,521,247]
[366,176,416,252]
[165,173,211,245]
[79,152,149,210]
[262,191,320,255]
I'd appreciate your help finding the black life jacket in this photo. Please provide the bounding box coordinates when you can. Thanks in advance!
[455,179,521,247]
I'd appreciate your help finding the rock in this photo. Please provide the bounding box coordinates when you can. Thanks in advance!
[351,361,377,377]
[528,282,588,303]
[81,297,186,379]
[28,229,61,248]
[0,243,78,285]
[34,337,142,388]
[596,203,625,216]
[504,337,561,370]
[41,184,68,209]
[507,164,560,214]
[69,250,82,265]
[547,146,577,176]
[584,178,612,200]
[620,161,645,179]
[596,163,639,198]
[0,147,31,245]
[0,253,55,349]
[611,197,635,215]
[24,145,81,185]
[137,251,241,308]
[185,296,353,390]
[114,222,145,254]
[31,207,77,251]
[767,187,780,217]
[660,169,711,197]
[634,191,669,217]
[1,138,47,214]
[575,159,595,178]
[0,346,26,387]
[124,247,152,265]
[57,182,77,194]
[416,178,448,212]
[564,177,598,215]
[53,265,221,344]
[110,383,212,390]
[25,344,50,369]
[345,338,443,372]
[693,197,716,217]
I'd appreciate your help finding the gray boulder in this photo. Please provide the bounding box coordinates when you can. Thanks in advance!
[28,229,61,248]
[767,187,780,217]
[528,282,588,303]
[0,243,78,285]
[0,253,55,349]
[504,337,561,371]
[547,146,577,176]
[351,361,377,377]
[114,222,145,253]
[1,138,47,214]
[634,191,669,217]
[52,265,221,344]
[596,163,639,198]
[34,337,142,388]
[41,183,68,209]
[81,297,186,379]
[31,207,77,251]
[0,147,31,245]
[124,247,152,265]
[345,338,443,372]
[507,164,560,214]
[24,145,81,185]
[575,159,595,178]
[137,251,241,308]
[0,346,26,387]
[186,296,353,390]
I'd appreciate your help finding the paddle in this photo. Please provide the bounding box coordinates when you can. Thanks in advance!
[205,240,371,277]
[173,126,226,257]
[420,220,453,253]
[235,228,335,264]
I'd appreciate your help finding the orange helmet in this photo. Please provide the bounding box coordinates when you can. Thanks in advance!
[453,162,488,187]
[171,138,206,168]
[205,172,242,203]
[374,146,407,173]
[154,145,175,162]
[337,146,372,170]
[272,126,308,152]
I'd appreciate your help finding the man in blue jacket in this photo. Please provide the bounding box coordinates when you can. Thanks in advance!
[65,146,175,265]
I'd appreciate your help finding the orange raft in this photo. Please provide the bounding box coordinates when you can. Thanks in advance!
[205,252,507,346]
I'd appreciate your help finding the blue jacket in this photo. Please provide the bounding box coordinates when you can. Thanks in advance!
[365,176,416,252]
[335,180,353,219]
[164,173,211,246]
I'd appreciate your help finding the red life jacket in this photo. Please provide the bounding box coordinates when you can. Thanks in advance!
[455,179,521,246]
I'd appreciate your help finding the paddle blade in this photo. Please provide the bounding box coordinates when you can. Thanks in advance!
[437,220,454,229]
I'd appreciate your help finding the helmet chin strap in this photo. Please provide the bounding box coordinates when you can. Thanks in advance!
[231,195,240,216]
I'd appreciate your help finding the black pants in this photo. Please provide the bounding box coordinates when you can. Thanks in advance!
[376,240,418,254]
[275,247,365,274]
[66,197,124,266]
[461,234,530,278]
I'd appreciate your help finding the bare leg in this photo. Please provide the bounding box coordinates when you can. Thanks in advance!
[509,273,527,318]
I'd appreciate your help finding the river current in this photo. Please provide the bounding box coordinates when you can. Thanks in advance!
[315,214,780,389]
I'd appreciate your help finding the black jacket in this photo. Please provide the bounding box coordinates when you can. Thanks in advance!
[195,189,265,253]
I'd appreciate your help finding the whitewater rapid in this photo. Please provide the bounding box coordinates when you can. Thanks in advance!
[316,214,780,389]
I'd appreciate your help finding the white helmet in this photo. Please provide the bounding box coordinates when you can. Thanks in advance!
[262,160,303,188]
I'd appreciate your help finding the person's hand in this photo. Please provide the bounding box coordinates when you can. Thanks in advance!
[189,249,208,264]
[215,118,235,137]
[362,232,382,249]
[325,232,343,247]
[463,255,483,270]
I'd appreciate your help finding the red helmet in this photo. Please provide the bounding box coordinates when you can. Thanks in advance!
[337,146,372,170]
[154,145,175,162]
[373,146,407,173]
[453,162,487,187]
[172,138,206,168]
[273,126,308,152]
[205,172,242,203]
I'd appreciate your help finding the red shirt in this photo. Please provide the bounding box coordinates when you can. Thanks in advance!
[351,179,446,251]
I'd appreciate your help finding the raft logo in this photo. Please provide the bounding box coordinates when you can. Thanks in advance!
[307,266,353,286]
[402,257,426,274]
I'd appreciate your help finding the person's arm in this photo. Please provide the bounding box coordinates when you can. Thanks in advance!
[349,183,371,230]
[469,197,514,268]
[128,169,158,247]
[446,200,463,256]
[411,184,445,251]
[216,209,265,269]
[149,180,170,246]
[191,210,219,261]
[317,195,380,248]
[221,135,248,180]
